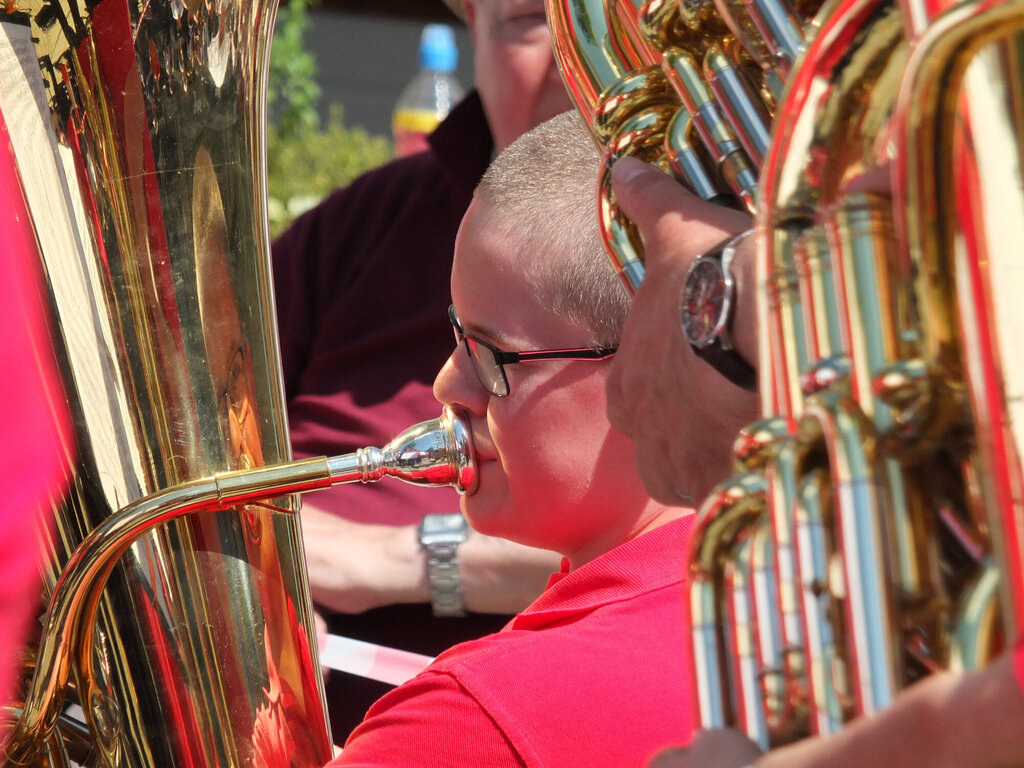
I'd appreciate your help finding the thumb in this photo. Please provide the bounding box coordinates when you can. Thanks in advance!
[611,157,752,250]
[610,157,690,230]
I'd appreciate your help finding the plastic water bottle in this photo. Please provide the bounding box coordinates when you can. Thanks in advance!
[392,24,465,158]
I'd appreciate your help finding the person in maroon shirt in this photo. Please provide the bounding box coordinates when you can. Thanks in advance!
[271,0,573,740]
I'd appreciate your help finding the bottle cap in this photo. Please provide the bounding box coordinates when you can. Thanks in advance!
[419,24,458,73]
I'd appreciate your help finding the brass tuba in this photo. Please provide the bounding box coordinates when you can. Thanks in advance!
[549,0,1024,752]
[0,0,477,765]
[546,0,823,293]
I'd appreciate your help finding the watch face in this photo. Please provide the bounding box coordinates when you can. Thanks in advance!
[681,258,729,348]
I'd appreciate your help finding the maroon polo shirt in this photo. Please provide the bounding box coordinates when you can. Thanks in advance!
[271,93,508,741]
[272,91,492,526]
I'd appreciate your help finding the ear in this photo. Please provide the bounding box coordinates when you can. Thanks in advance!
[463,0,479,44]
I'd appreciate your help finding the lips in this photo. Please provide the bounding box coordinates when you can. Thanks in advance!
[470,440,498,463]
[467,425,497,463]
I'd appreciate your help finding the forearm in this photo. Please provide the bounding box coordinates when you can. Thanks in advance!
[301,502,557,615]
[302,507,427,614]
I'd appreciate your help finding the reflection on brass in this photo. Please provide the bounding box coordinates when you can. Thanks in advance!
[4,407,475,766]
[0,0,485,755]
[0,0,336,761]
[546,0,822,292]
[681,0,1024,751]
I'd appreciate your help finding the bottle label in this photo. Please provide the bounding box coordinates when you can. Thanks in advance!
[392,108,442,158]
[392,108,442,134]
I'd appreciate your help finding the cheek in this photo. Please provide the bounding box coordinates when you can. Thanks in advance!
[462,429,559,545]
[490,407,566,491]
[500,46,556,106]
[497,377,611,492]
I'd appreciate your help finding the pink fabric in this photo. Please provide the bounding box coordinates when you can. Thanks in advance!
[0,127,73,706]
[331,516,697,767]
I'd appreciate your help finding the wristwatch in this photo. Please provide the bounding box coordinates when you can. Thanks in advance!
[418,513,468,617]
[680,229,758,391]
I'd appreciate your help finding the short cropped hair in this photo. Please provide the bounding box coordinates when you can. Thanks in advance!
[475,110,628,347]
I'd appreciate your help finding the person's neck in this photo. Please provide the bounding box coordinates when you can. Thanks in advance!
[564,505,696,571]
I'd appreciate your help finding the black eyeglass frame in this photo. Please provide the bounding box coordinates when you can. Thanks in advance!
[448,304,617,397]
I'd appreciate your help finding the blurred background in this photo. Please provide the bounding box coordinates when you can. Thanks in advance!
[267,0,475,234]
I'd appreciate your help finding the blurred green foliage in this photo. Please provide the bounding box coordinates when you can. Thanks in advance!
[267,0,393,236]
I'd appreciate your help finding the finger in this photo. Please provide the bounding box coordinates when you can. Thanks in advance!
[612,158,748,229]
[610,158,751,253]
[611,158,694,226]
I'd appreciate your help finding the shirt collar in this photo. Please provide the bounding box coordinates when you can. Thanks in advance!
[427,89,494,195]
[509,515,696,631]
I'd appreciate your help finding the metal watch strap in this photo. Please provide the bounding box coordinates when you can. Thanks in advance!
[689,230,757,392]
[418,513,468,617]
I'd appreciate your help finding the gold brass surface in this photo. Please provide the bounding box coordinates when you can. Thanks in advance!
[546,0,822,293]
[685,0,1024,749]
[4,406,475,765]
[0,0,483,758]
[548,0,1024,753]
[0,0,332,762]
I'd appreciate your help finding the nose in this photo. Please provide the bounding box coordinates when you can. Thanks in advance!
[433,347,489,415]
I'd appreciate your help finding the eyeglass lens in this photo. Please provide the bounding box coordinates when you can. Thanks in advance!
[464,337,508,396]
[451,313,509,397]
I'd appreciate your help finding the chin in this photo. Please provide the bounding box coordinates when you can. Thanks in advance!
[461,504,514,542]
[460,476,511,539]
[461,494,540,550]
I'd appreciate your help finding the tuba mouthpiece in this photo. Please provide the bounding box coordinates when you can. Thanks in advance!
[326,406,478,494]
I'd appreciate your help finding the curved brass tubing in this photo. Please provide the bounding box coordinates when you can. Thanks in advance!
[4,409,475,765]
[893,0,1024,640]
[688,472,768,734]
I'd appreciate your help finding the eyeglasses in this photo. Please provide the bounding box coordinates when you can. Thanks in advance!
[449,304,617,397]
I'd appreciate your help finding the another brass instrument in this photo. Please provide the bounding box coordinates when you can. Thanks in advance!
[689,0,1024,746]
[546,0,822,293]
[550,0,1024,752]
[0,0,478,765]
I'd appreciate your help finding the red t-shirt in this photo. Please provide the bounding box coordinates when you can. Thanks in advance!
[330,515,697,767]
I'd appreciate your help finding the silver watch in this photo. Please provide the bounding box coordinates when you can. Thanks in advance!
[418,513,468,617]
[680,228,757,391]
